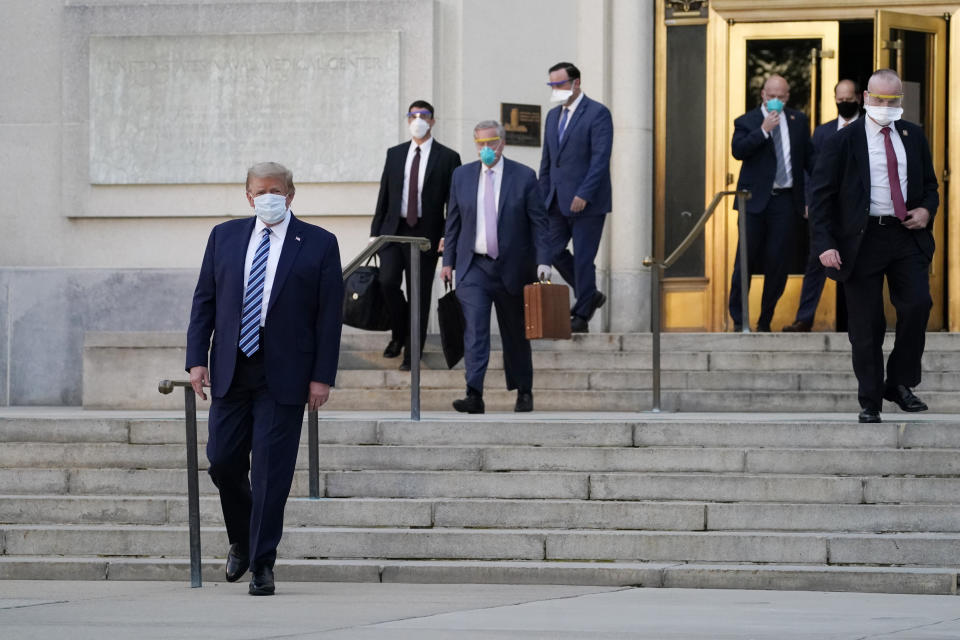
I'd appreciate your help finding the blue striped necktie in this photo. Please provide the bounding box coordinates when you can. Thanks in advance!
[239,228,271,356]
[558,107,569,142]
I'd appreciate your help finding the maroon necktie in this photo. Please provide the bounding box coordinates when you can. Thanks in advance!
[406,146,421,227]
[880,127,908,221]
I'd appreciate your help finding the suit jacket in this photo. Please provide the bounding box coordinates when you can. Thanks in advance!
[538,94,613,217]
[732,106,813,216]
[369,139,462,247]
[804,117,842,206]
[186,213,345,405]
[809,118,939,282]
[443,158,551,295]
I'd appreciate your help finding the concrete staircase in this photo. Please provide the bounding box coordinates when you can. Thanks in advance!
[2,411,960,594]
[83,331,960,413]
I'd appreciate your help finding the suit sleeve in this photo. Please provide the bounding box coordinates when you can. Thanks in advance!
[443,174,461,269]
[185,227,217,372]
[444,151,462,212]
[808,132,844,257]
[312,234,344,386]
[805,127,823,207]
[575,106,614,204]
[369,152,390,236]
[525,171,552,265]
[918,130,940,222]
[538,114,553,200]
[731,114,769,160]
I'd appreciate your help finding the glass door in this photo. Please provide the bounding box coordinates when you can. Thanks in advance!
[874,10,947,331]
[724,21,840,331]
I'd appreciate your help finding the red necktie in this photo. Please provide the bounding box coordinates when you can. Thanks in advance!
[406,146,421,227]
[880,127,908,220]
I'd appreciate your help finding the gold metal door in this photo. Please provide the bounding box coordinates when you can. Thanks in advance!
[874,10,947,331]
[723,21,840,331]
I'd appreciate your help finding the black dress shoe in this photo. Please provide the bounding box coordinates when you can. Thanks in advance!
[883,385,928,412]
[453,393,485,414]
[225,543,248,583]
[570,316,589,333]
[733,323,743,332]
[249,565,275,596]
[585,292,607,321]
[782,320,812,333]
[515,391,533,413]
[858,408,882,423]
[755,323,771,332]
[383,339,403,358]
[399,360,411,371]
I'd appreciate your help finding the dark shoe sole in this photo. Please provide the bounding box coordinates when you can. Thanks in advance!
[883,391,929,412]
[248,585,275,596]
[453,401,484,414]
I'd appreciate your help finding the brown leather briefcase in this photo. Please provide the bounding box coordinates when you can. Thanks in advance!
[524,281,572,340]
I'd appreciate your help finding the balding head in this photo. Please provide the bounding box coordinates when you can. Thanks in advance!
[866,69,902,101]
[761,75,790,106]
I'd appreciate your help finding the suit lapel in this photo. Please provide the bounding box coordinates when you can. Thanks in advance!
[266,214,304,314]
[894,121,917,198]
[497,160,513,220]
[465,163,481,243]
[852,119,870,194]
[423,140,439,185]
[233,218,258,303]
[558,98,589,154]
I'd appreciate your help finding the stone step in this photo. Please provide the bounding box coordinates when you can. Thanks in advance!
[0,556,953,594]
[10,496,960,533]
[4,524,960,566]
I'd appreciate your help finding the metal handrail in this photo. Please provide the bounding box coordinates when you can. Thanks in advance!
[642,189,750,412]
[345,235,432,421]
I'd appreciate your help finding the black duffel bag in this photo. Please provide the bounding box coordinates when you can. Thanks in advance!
[343,256,392,331]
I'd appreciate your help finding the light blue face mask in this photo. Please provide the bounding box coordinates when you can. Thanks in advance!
[253,193,287,224]
[479,146,497,166]
[765,98,784,113]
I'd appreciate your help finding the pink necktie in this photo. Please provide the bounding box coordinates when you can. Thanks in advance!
[484,169,498,259]
[880,127,908,221]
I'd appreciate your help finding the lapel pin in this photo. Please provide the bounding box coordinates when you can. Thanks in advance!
[789,114,795,120]
[901,130,908,137]
[295,236,301,242]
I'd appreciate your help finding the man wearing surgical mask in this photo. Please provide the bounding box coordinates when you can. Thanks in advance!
[538,62,613,333]
[810,69,939,423]
[370,100,462,370]
[729,74,814,332]
[441,121,551,413]
[186,162,344,594]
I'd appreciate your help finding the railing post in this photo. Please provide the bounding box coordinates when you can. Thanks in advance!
[409,245,421,421]
[643,256,662,412]
[737,191,751,333]
[181,385,202,588]
[308,410,320,498]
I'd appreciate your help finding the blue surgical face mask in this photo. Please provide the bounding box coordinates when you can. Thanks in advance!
[253,193,287,224]
[479,146,497,166]
[765,98,784,113]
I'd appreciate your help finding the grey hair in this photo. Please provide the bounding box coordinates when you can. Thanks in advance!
[869,68,901,88]
[474,120,506,142]
[245,162,295,194]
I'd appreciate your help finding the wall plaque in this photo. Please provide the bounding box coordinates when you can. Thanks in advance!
[89,32,399,184]
[500,103,542,147]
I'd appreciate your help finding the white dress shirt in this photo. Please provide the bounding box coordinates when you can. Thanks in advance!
[760,105,793,188]
[558,91,586,139]
[837,113,859,130]
[475,157,504,255]
[242,209,290,327]
[864,116,907,217]
[401,136,433,220]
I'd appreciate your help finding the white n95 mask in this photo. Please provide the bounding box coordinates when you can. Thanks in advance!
[409,118,430,139]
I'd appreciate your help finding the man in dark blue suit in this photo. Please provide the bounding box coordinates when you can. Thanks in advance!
[810,69,938,423]
[729,74,813,331]
[539,62,613,333]
[186,162,344,595]
[441,121,551,413]
[783,79,861,332]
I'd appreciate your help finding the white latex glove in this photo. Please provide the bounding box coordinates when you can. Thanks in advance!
[537,265,552,282]
[368,236,376,244]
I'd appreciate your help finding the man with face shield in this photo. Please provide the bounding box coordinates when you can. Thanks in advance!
[810,69,939,423]
[370,100,462,369]
[538,62,613,333]
[441,121,552,413]
[186,162,344,594]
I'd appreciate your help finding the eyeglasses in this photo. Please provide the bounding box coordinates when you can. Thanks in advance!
[406,110,433,118]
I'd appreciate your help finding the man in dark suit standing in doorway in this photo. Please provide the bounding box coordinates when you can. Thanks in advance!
[729,74,813,331]
[186,162,344,595]
[370,100,462,370]
[810,69,938,423]
[783,79,862,332]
